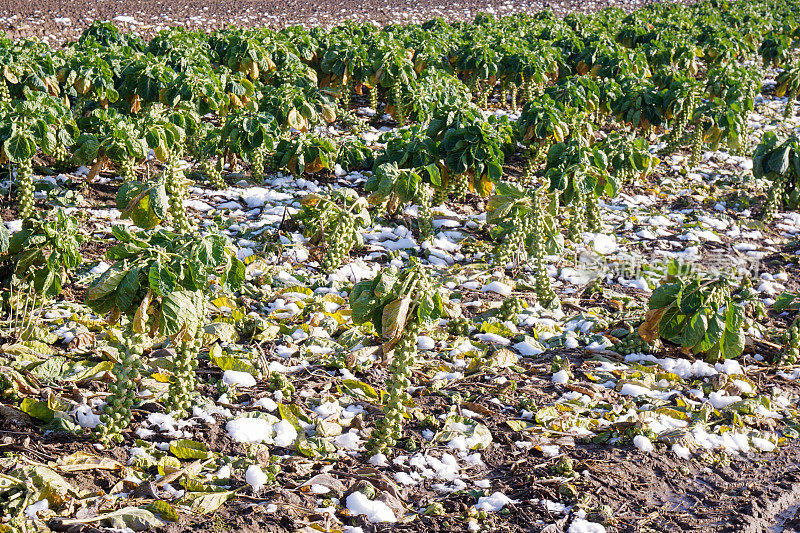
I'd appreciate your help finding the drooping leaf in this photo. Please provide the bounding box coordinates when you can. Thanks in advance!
[381,297,410,340]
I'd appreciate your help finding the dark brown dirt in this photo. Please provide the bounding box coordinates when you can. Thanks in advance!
[83,181,118,210]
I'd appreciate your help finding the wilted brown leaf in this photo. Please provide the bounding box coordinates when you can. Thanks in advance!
[639,307,668,342]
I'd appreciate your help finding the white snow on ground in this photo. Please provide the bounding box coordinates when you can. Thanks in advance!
[345,492,397,523]
[24,499,49,520]
[633,435,654,453]
[222,370,257,387]
[226,418,274,443]
[475,492,519,512]
[245,465,269,491]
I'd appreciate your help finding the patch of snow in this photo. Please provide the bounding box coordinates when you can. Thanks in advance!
[474,333,510,345]
[253,397,278,411]
[475,491,519,512]
[245,465,269,491]
[590,233,618,254]
[24,499,49,519]
[72,404,101,429]
[346,492,397,523]
[417,336,435,350]
[633,435,654,453]
[226,418,274,443]
[568,518,606,533]
[222,370,257,387]
[708,391,742,410]
[273,419,298,447]
[335,429,363,450]
[482,281,512,296]
[672,444,691,459]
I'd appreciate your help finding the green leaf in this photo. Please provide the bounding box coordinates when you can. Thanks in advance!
[649,283,681,310]
[681,311,707,349]
[87,265,129,301]
[350,280,379,324]
[725,303,744,331]
[677,280,704,315]
[658,306,685,342]
[721,328,745,359]
[4,133,36,163]
[767,144,791,175]
[225,258,246,291]
[774,292,799,312]
[149,183,169,219]
[117,181,146,212]
[418,291,443,323]
[698,311,725,353]
[373,270,398,299]
[160,290,203,337]
[72,134,100,164]
[115,266,142,313]
[149,262,177,297]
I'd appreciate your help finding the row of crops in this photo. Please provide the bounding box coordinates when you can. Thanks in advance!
[2,0,800,529]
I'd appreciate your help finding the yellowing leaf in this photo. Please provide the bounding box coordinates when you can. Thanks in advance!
[180,491,233,514]
[476,173,494,197]
[211,297,237,310]
[19,398,54,422]
[210,353,257,375]
[639,307,668,343]
[506,420,530,431]
[169,439,211,460]
[55,451,123,472]
[158,456,181,476]
[133,289,153,334]
[339,379,380,401]
[27,466,79,508]
[147,500,179,522]
[60,507,162,531]
[381,297,410,340]
[301,194,323,206]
